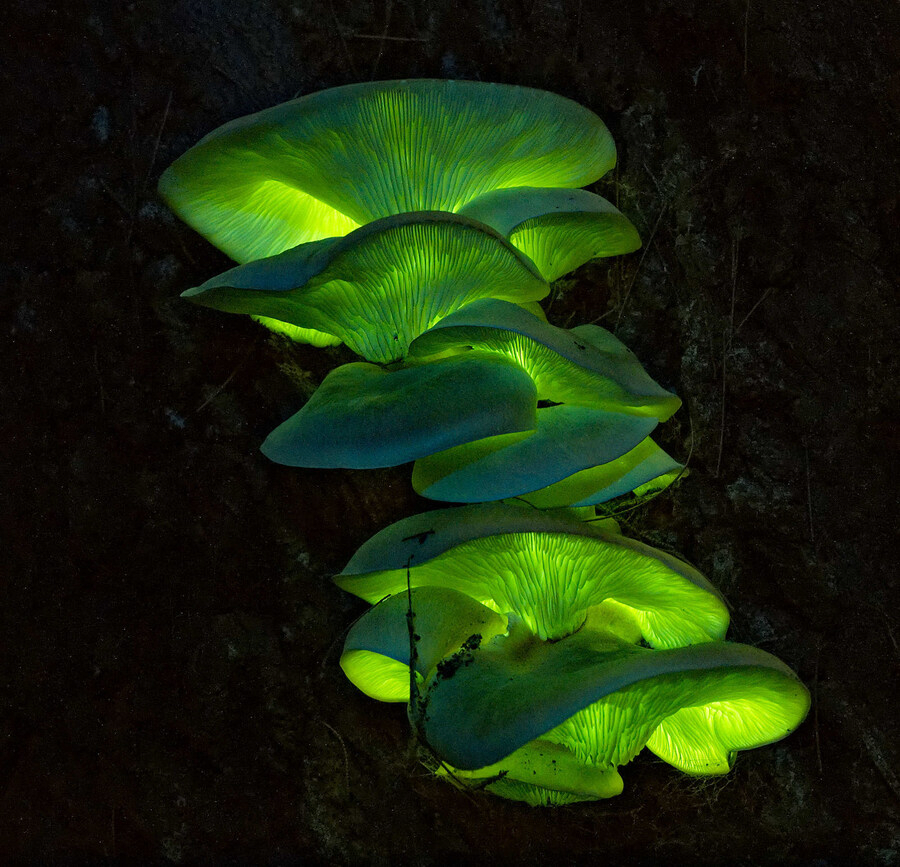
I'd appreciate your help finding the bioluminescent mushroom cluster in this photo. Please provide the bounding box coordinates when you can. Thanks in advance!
[161,79,809,805]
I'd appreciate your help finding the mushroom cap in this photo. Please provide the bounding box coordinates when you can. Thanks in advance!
[410,404,660,504]
[340,588,809,804]
[340,586,507,703]
[458,187,641,282]
[517,435,683,509]
[260,353,537,469]
[182,212,548,364]
[424,613,810,798]
[408,298,681,419]
[159,79,616,263]
[336,503,727,643]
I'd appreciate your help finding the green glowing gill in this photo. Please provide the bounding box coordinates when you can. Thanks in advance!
[338,530,727,644]
[159,80,616,263]
[184,214,548,364]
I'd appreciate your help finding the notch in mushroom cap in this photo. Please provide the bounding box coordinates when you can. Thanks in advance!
[408,298,682,420]
[336,502,728,645]
[341,587,809,805]
[181,212,548,363]
[159,79,617,264]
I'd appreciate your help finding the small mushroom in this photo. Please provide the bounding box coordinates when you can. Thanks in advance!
[408,298,681,418]
[458,187,641,282]
[410,403,664,504]
[516,435,683,508]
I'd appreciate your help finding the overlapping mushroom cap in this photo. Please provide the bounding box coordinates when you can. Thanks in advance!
[159,79,619,264]
[258,298,682,506]
[260,353,537,468]
[336,503,728,643]
[408,299,681,418]
[404,299,683,503]
[182,212,550,363]
[340,584,809,806]
[410,404,675,505]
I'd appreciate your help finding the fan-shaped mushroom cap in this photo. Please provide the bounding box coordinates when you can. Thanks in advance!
[182,213,548,363]
[159,79,616,263]
[260,353,537,468]
[340,588,809,805]
[336,503,727,643]
[410,404,662,504]
[516,436,683,509]
[459,188,641,281]
[425,613,810,803]
[408,299,681,419]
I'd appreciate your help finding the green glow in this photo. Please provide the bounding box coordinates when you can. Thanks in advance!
[408,299,681,419]
[411,404,659,504]
[423,618,809,797]
[340,587,809,804]
[182,212,548,363]
[340,586,507,701]
[339,650,419,702]
[260,353,537,469]
[159,80,616,263]
[337,504,727,643]
[459,187,641,281]
[437,738,624,803]
[250,316,342,347]
[519,436,682,509]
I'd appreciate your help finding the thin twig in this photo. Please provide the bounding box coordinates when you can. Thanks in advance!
[328,0,359,79]
[190,345,254,416]
[735,285,775,332]
[351,33,427,42]
[805,447,815,544]
[370,0,393,80]
[715,237,739,477]
[569,0,583,63]
[405,557,421,760]
[586,410,696,522]
[318,719,350,793]
[93,347,107,414]
[743,0,751,75]
[145,89,173,187]
[813,648,823,776]
[615,203,666,330]
[211,62,248,94]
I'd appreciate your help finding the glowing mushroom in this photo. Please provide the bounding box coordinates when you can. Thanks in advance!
[255,296,681,506]
[408,299,681,419]
[336,502,728,644]
[181,212,548,363]
[260,353,536,468]
[158,79,618,264]
[400,299,683,504]
[458,187,641,282]
[341,586,809,805]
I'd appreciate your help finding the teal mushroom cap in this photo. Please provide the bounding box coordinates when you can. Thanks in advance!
[181,212,549,363]
[261,353,537,468]
[340,587,810,805]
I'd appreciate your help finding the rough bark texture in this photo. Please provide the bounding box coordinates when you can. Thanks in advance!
[2,0,898,862]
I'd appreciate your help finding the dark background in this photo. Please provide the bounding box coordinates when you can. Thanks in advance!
[2,0,898,862]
